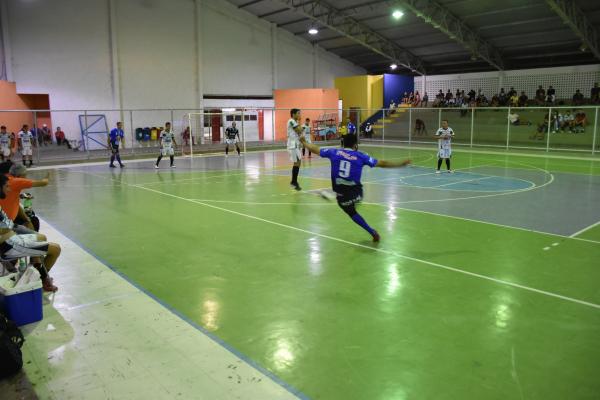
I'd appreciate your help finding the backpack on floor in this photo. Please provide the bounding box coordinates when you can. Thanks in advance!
[0,312,25,378]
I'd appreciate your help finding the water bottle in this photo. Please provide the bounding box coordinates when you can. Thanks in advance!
[18,258,27,274]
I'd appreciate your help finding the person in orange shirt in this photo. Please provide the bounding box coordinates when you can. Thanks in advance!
[0,162,60,292]
[0,162,48,230]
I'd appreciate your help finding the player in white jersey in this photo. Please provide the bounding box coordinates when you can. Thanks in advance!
[434,119,454,173]
[301,118,312,158]
[287,109,303,191]
[0,126,12,161]
[155,122,177,168]
[18,124,35,167]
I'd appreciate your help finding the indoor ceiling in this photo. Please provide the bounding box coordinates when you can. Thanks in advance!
[226,0,600,75]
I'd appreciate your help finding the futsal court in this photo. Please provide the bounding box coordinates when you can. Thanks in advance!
[19,144,600,400]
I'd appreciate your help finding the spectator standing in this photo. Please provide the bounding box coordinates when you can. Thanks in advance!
[388,99,396,115]
[572,90,584,106]
[498,88,507,106]
[182,126,190,146]
[445,89,453,105]
[364,122,373,138]
[509,91,519,107]
[590,83,599,104]
[535,85,546,105]
[546,85,556,104]
[518,91,528,107]
[413,91,421,107]
[40,124,52,146]
[421,92,429,107]
[468,89,476,102]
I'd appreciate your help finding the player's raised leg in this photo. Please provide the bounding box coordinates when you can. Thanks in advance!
[338,190,380,242]
[299,134,410,241]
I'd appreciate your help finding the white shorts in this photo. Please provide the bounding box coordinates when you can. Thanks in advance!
[22,147,32,156]
[438,148,452,159]
[303,135,312,144]
[225,138,238,145]
[1,147,10,157]
[161,147,175,156]
[288,148,302,163]
[0,234,49,261]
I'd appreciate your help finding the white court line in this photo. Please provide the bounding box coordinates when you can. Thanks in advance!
[276,169,551,201]
[371,163,496,182]
[569,220,600,238]
[360,143,600,162]
[365,158,553,202]
[189,199,335,206]
[434,175,496,188]
[72,169,600,310]
[129,184,600,310]
[357,200,600,245]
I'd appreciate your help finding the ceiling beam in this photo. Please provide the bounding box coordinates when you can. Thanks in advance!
[270,0,427,74]
[489,28,572,42]
[278,1,388,27]
[238,0,266,8]
[258,7,291,18]
[545,0,600,61]
[392,0,504,70]
[462,4,543,20]
[509,50,583,60]
[478,17,558,30]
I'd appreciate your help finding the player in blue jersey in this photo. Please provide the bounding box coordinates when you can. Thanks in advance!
[108,122,125,168]
[299,134,411,242]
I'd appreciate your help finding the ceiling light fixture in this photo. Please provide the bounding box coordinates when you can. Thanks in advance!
[390,63,398,70]
[392,10,404,20]
[308,27,319,35]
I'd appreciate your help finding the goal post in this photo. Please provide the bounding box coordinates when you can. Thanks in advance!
[187,110,247,158]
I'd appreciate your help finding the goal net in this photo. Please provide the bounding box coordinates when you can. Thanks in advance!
[186,110,248,157]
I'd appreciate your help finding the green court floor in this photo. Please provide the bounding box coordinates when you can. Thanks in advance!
[32,145,600,400]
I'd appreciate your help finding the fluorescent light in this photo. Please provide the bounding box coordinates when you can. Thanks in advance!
[222,108,236,112]
[390,64,398,70]
[308,28,319,35]
[392,10,404,20]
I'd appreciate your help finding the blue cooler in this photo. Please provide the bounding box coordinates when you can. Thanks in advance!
[0,273,43,326]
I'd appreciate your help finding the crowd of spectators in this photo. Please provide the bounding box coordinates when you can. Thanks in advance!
[387,83,600,110]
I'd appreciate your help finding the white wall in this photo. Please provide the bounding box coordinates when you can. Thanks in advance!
[415,64,600,100]
[2,0,365,140]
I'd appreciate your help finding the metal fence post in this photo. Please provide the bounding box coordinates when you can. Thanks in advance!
[408,107,412,145]
[546,107,552,152]
[382,109,385,141]
[129,110,134,155]
[33,111,41,164]
[506,107,511,150]
[470,108,474,148]
[242,109,246,154]
[272,108,275,144]
[84,110,90,159]
[592,107,598,155]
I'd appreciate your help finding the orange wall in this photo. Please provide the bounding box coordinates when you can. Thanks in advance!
[0,81,50,133]
[273,88,339,141]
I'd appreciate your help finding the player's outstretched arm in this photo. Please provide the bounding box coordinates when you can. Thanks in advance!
[298,136,321,155]
[375,159,412,168]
